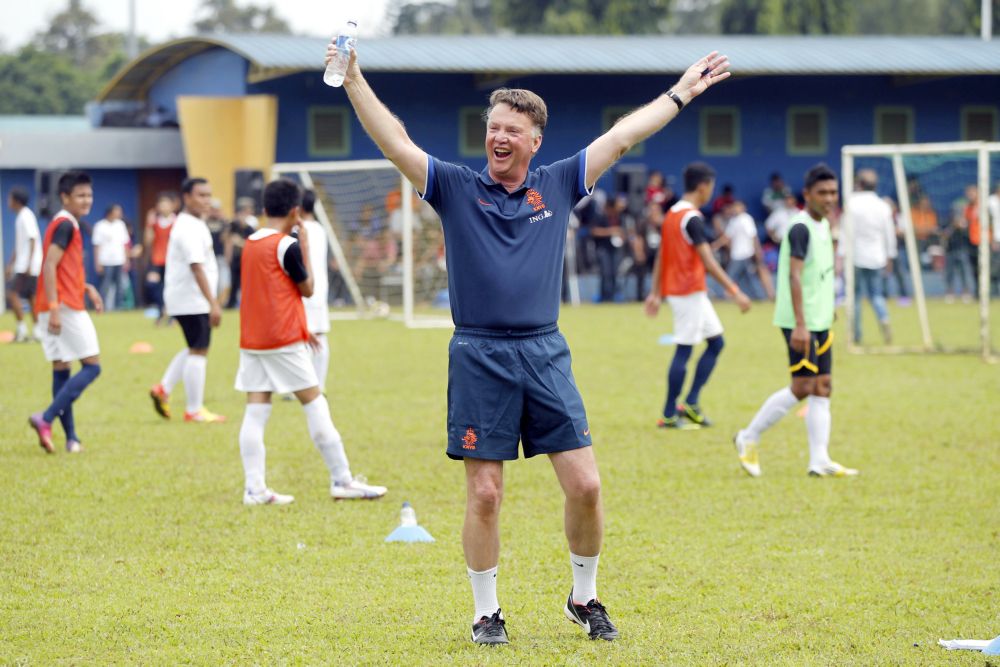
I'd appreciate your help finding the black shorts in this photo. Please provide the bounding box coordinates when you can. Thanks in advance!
[8,273,37,300]
[782,328,832,377]
[176,314,212,350]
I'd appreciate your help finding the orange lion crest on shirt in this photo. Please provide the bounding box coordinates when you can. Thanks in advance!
[526,189,546,212]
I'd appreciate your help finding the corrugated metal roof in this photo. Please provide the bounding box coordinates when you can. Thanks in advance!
[99,33,1000,101]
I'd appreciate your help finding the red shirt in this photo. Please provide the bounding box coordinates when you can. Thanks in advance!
[239,231,309,351]
[659,202,706,297]
[36,212,86,313]
[149,213,174,267]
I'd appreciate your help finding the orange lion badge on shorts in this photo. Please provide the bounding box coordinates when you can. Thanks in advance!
[462,427,478,450]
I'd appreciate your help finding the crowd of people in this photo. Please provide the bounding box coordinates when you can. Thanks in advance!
[566,167,1000,316]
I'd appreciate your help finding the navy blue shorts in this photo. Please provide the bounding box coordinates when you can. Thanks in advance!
[447,324,592,461]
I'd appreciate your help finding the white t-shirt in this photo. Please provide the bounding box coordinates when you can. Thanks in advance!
[725,212,758,261]
[765,207,794,242]
[301,219,330,334]
[846,190,895,269]
[14,207,42,275]
[164,211,218,316]
[92,218,130,267]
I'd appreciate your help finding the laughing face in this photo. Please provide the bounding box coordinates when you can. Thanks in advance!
[485,103,542,188]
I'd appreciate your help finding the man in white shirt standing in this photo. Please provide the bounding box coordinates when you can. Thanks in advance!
[91,204,131,311]
[845,169,895,344]
[5,187,42,342]
[149,178,225,423]
[300,190,332,389]
[719,200,765,300]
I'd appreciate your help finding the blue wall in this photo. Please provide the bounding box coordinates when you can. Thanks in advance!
[149,48,249,119]
[253,70,1000,219]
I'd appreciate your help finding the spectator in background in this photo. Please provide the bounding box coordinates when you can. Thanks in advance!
[625,201,654,301]
[990,181,1000,296]
[845,169,894,343]
[710,183,735,219]
[765,193,800,244]
[882,197,910,305]
[965,185,993,298]
[92,204,130,311]
[761,172,792,217]
[644,171,670,208]
[144,193,177,324]
[205,199,230,303]
[944,187,974,303]
[5,186,41,341]
[910,194,939,250]
[225,202,256,308]
[716,201,766,300]
[591,195,625,302]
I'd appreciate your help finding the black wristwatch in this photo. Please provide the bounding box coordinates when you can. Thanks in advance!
[666,90,684,111]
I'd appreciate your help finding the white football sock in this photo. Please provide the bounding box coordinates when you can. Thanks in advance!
[303,394,352,485]
[468,566,500,623]
[570,552,600,605]
[743,387,799,442]
[160,349,188,394]
[16,321,27,337]
[312,333,329,391]
[183,353,207,413]
[806,395,832,469]
[239,403,272,493]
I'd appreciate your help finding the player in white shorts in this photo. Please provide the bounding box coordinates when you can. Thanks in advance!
[235,178,387,505]
[299,190,332,389]
[28,172,103,454]
[646,162,749,429]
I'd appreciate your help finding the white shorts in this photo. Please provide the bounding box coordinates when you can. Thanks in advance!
[667,291,724,345]
[38,307,100,362]
[235,343,318,394]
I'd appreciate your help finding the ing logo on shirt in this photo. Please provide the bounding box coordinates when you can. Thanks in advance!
[462,427,478,450]
[526,189,546,212]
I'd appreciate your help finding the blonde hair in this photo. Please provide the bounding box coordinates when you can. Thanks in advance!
[485,88,548,136]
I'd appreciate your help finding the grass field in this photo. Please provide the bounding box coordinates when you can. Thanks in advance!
[1,301,999,665]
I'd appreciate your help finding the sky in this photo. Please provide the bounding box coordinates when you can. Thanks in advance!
[0,0,395,50]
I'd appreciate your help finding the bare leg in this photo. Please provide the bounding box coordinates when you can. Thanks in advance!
[550,447,603,557]
[463,459,503,570]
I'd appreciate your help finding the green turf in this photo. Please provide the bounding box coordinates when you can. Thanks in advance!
[1,302,998,665]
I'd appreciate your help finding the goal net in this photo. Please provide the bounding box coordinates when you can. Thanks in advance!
[841,141,999,361]
[271,159,452,329]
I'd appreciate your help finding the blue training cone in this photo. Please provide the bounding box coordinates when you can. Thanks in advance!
[385,502,435,543]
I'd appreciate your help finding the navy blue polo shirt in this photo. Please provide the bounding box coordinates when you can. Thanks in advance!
[421,150,591,329]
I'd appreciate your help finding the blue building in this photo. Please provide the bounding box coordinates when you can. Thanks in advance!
[3,34,1000,280]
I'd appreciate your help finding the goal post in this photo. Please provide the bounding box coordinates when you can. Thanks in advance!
[271,159,452,329]
[841,141,999,361]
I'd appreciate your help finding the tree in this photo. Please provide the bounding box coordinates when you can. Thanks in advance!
[36,0,101,67]
[719,0,852,35]
[391,0,672,35]
[194,0,292,34]
[390,0,496,34]
[0,47,98,114]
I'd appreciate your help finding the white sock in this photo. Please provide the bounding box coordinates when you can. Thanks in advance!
[161,349,188,394]
[183,354,207,413]
[312,333,329,391]
[16,320,27,336]
[570,552,600,605]
[743,387,799,442]
[239,403,272,493]
[303,395,352,484]
[806,395,832,469]
[468,566,500,623]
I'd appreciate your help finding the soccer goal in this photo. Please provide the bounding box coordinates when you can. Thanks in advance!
[841,141,999,361]
[271,159,452,329]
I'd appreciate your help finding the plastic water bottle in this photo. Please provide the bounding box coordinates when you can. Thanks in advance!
[400,501,417,527]
[324,20,357,87]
